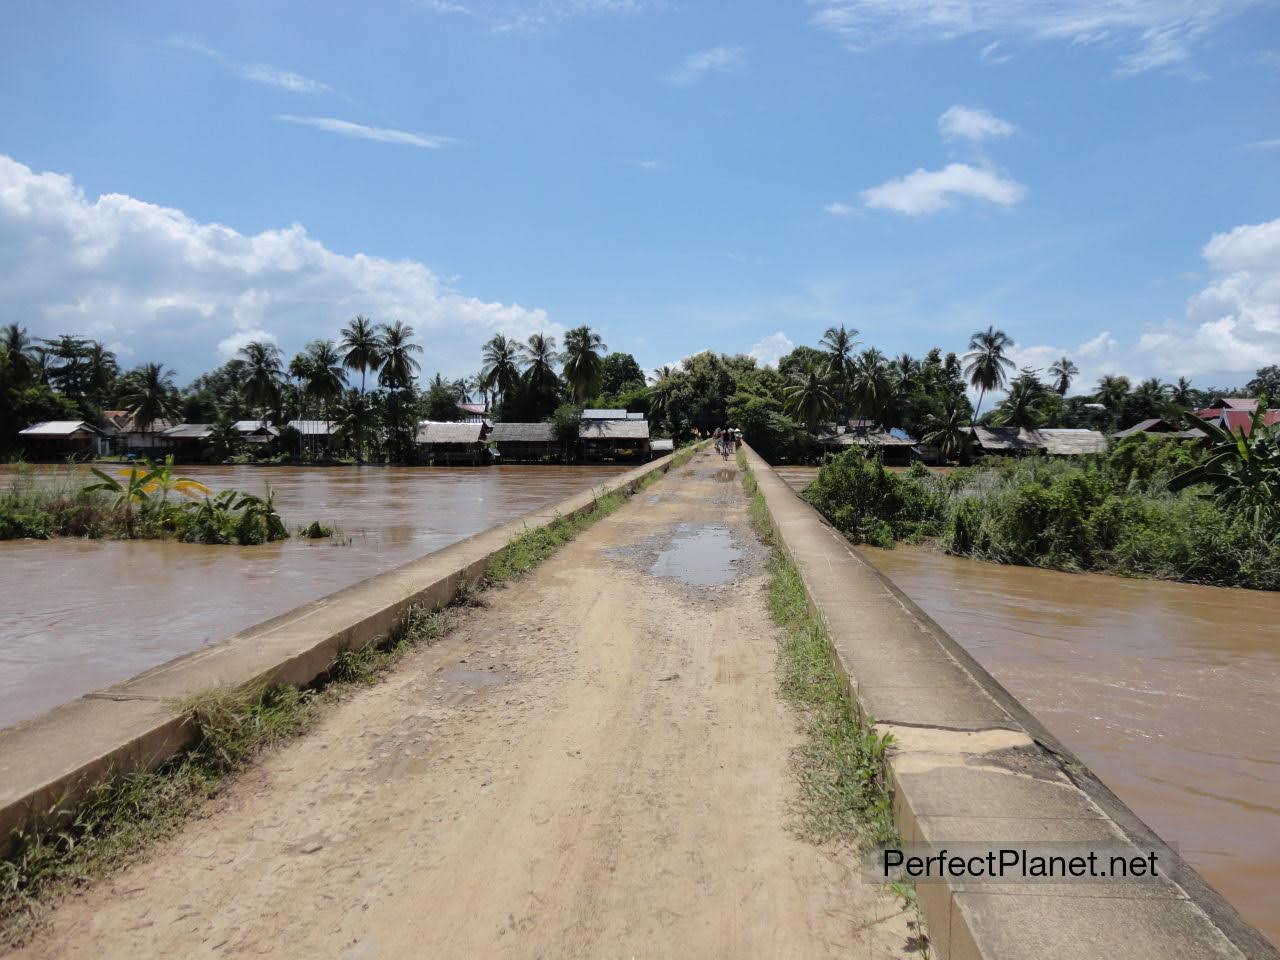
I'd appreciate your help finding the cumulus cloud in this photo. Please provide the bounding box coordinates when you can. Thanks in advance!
[825,202,856,216]
[169,37,332,94]
[748,332,795,368]
[276,115,457,149]
[1137,217,1280,378]
[669,45,745,85]
[0,154,554,379]
[807,0,1254,75]
[860,163,1027,215]
[938,105,1015,142]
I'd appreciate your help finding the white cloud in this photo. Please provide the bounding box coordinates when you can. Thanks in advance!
[169,37,332,94]
[860,163,1027,215]
[632,158,666,171]
[1003,331,1122,395]
[669,45,745,85]
[748,332,795,368]
[491,0,652,33]
[938,105,1015,142]
[808,0,1255,75]
[1244,138,1280,150]
[0,154,554,379]
[417,0,472,12]
[979,40,1013,64]
[825,202,856,216]
[276,115,457,149]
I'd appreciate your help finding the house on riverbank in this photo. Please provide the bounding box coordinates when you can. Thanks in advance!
[818,422,917,464]
[971,426,1108,456]
[579,419,650,462]
[489,422,563,462]
[17,421,109,459]
[417,420,490,465]
[159,423,215,460]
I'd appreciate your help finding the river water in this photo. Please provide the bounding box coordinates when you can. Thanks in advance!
[775,465,1280,946]
[0,465,625,731]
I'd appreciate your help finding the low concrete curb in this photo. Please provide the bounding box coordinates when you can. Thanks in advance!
[741,446,1276,960]
[0,451,685,857]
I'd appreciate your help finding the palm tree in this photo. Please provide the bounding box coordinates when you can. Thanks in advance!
[784,370,836,432]
[892,353,917,393]
[120,362,182,446]
[819,324,859,395]
[561,325,608,404]
[480,334,521,403]
[238,341,283,418]
[339,315,385,395]
[2,324,36,384]
[1167,376,1194,407]
[995,379,1042,431]
[963,326,1015,420]
[520,333,561,397]
[1048,357,1078,396]
[302,341,347,427]
[377,322,423,390]
[1095,374,1131,411]
[84,342,119,410]
[467,373,490,412]
[333,391,378,462]
[649,369,679,424]
[922,397,971,464]
[849,348,893,423]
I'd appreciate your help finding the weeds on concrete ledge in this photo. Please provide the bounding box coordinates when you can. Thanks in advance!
[485,490,626,583]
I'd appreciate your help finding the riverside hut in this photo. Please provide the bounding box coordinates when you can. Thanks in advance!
[416,420,489,465]
[489,422,563,463]
[579,419,650,462]
[970,426,1107,456]
[17,421,107,460]
[159,423,215,461]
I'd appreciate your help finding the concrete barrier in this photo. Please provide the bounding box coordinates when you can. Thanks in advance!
[741,446,1276,960]
[0,451,687,857]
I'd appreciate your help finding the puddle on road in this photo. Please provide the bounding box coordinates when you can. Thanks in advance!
[712,469,737,484]
[648,524,742,586]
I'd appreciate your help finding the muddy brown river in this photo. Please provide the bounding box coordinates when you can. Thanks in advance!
[0,465,625,731]
[776,465,1280,947]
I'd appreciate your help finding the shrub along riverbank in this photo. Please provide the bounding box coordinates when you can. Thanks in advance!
[0,459,298,545]
[801,435,1280,591]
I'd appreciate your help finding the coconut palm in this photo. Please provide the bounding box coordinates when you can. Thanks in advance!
[963,326,1015,420]
[892,353,917,392]
[849,348,893,422]
[995,378,1043,431]
[339,315,385,396]
[377,322,423,390]
[238,341,283,418]
[520,333,561,397]
[120,362,182,446]
[561,325,608,404]
[921,397,971,464]
[1,324,36,384]
[651,365,675,383]
[649,369,679,424]
[302,341,347,428]
[783,370,836,432]
[1048,356,1078,396]
[333,391,378,462]
[1095,374,1131,411]
[480,334,521,402]
[1167,376,1194,407]
[819,324,859,389]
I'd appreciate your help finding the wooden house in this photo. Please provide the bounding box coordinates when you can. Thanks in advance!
[579,419,650,462]
[416,421,490,465]
[489,422,563,463]
[17,421,108,460]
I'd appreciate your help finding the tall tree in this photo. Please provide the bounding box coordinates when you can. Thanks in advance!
[2,323,37,384]
[921,396,971,464]
[520,333,561,397]
[1048,356,1078,396]
[339,315,385,395]
[1095,374,1131,412]
[120,362,182,443]
[783,370,836,432]
[963,326,1015,421]
[302,340,348,432]
[819,324,859,396]
[849,348,893,423]
[239,341,284,418]
[561,325,608,404]
[480,334,521,404]
[378,322,423,462]
[1167,376,1194,407]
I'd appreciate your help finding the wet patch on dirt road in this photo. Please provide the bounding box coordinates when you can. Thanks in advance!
[649,524,741,586]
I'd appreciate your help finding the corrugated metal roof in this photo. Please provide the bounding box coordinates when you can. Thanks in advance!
[456,402,487,415]
[288,420,338,436]
[650,439,675,452]
[626,412,646,420]
[232,420,279,435]
[489,422,556,442]
[579,420,650,440]
[969,426,1043,452]
[416,421,486,444]
[18,420,103,436]
[581,409,628,420]
[819,430,915,448]
[161,423,215,439]
[1113,418,1169,438]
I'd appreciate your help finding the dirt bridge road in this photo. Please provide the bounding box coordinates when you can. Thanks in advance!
[17,451,911,959]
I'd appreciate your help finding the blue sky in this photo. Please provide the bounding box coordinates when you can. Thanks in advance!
[2,0,1278,391]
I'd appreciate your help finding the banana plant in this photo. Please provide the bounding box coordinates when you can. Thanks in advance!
[1169,400,1280,527]
[82,456,210,537]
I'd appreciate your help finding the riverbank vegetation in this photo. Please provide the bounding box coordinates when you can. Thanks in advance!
[0,465,654,946]
[0,458,299,545]
[803,425,1280,590]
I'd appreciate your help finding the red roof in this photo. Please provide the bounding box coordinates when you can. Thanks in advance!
[1218,409,1280,437]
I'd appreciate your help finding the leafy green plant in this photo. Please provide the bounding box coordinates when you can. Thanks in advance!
[1170,404,1280,526]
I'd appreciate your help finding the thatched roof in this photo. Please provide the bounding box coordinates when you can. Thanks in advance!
[579,420,650,440]
[1036,429,1108,456]
[416,421,486,444]
[969,426,1042,452]
[489,422,556,443]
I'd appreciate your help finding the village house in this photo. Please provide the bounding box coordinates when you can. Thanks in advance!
[159,423,215,461]
[970,426,1108,456]
[17,421,109,460]
[287,420,341,455]
[650,438,675,457]
[579,418,651,462]
[232,420,279,448]
[101,410,177,454]
[488,422,564,463]
[817,421,918,465]
[416,420,490,465]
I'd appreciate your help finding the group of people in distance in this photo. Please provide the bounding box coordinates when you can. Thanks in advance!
[713,427,742,459]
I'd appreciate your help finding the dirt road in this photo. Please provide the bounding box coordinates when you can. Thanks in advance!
[15,451,911,959]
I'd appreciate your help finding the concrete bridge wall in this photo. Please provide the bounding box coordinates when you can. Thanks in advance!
[741,445,1275,960]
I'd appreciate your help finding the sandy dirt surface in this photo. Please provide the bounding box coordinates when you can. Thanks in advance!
[13,450,913,959]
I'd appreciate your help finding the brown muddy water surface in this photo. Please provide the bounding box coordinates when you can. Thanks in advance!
[778,465,1280,946]
[0,464,625,730]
